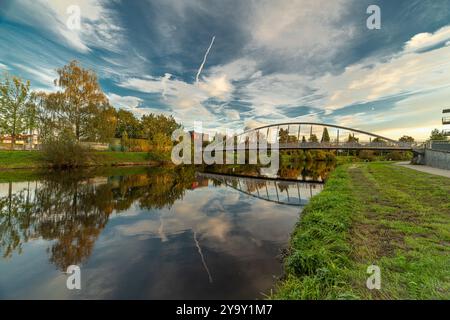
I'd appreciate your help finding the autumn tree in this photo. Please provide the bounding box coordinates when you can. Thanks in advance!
[52,60,108,141]
[0,74,33,148]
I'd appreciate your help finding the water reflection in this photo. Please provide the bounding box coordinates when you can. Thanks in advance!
[205,159,335,182]
[0,166,325,299]
[0,167,196,270]
[198,173,323,206]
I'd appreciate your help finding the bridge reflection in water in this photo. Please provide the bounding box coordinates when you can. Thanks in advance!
[198,172,324,206]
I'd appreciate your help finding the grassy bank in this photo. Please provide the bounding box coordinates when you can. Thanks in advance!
[273,162,450,299]
[0,150,171,169]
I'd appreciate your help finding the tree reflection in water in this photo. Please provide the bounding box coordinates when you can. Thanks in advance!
[0,166,197,270]
[0,161,333,271]
[206,159,335,182]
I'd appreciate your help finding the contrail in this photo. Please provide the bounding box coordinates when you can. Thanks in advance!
[196,36,216,83]
[193,231,213,283]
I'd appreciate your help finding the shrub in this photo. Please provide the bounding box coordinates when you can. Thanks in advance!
[359,150,375,161]
[41,130,89,168]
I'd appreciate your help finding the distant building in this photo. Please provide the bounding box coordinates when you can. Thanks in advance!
[0,133,39,149]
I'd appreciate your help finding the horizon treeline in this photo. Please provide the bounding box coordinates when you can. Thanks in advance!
[0,60,181,150]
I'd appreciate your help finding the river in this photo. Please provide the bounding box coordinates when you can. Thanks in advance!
[0,162,334,299]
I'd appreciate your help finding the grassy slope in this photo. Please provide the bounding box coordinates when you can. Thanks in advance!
[0,151,44,169]
[0,150,171,169]
[273,162,450,299]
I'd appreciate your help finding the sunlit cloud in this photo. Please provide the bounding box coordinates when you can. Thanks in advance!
[1,0,450,139]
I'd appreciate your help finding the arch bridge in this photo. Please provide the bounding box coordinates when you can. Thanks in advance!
[213,122,417,151]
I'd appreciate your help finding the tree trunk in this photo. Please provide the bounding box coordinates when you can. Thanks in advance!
[10,134,15,150]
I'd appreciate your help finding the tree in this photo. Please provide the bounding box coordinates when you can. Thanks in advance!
[115,109,142,139]
[84,103,117,142]
[0,74,32,148]
[399,135,414,143]
[34,91,67,142]
[301,136,307,143]
[347,134,359,143]
[150,132,173,152]
[308,134,318,143]
[278,128,289,143]
[372,137,387,145]
[321,127,330,143]
[52,60,108,141]
[141,113,180,140]
[429,129,447,141]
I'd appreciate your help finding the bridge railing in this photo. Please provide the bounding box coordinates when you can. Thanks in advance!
[429,140,450,152]
[213,141,416,151]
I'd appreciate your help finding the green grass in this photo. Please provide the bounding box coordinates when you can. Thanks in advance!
[0,151,45,169]
[0,150,171,169]
[273,162,450,299]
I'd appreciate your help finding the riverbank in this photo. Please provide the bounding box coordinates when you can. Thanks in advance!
[0,150,171,169]
[273,162,450,299]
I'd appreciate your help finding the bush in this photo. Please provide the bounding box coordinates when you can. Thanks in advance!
[41,130,89,168]
[385,151,412,161]
[359,150,375,161]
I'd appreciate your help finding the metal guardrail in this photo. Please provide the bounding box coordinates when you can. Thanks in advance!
[430,140,450,152]
[214,141,417,151]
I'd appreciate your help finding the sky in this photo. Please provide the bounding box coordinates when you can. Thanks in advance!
[1,0,450,140]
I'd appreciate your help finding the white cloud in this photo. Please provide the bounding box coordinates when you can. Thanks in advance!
[199,75,233,100]
[244,119,268,131]
[118,72,235,127]
[107,93,143,110]
[11,63,57,88]
[404,25,450,52]
[246,0,354,71]
[316,45,450,111]
[5,0,122,53]
[224,109,240,121]
[190,24,450,138]
[107,93,172,117]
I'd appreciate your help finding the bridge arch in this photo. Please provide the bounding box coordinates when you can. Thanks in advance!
[209,122,415,151]
[236,122,397,143]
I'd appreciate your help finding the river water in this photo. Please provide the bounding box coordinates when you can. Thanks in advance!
[0,164,332,299]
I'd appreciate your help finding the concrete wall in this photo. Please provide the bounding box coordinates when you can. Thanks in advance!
[420,149,450,170]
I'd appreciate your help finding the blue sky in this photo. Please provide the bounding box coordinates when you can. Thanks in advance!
[1,0,450,140]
